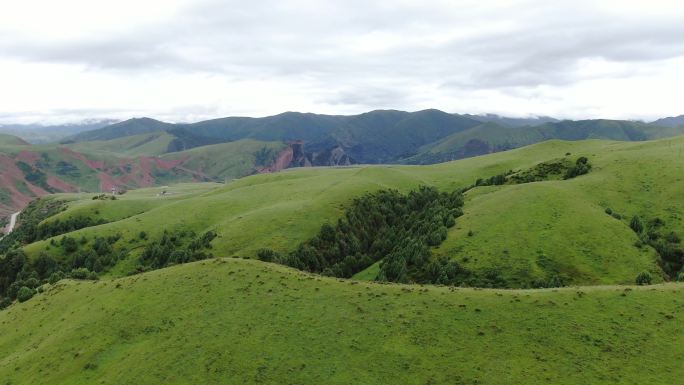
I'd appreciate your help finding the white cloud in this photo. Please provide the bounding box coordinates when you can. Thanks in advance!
[0,0,683,123]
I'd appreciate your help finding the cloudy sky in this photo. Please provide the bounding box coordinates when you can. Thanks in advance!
[1,0,684,124]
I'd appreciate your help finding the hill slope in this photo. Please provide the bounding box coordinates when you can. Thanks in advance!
[15,136,684,287]
[1,258,683,385]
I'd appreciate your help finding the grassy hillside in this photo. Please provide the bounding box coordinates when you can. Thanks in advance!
[162,139,287,181]
[1,258,684,384]
[408,119,684,164]
[433,136,684,286]
[66,118,173,142]
[16,137,684,287]
[66,132,176,157]
[0,133,29,146]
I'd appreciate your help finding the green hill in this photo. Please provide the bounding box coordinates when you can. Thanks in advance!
[65,118,173,143]
[0,133,29,146]
[65,131,176,157]
[13,136,683,288]
[1,258,683,385]
[162,139,288,180]
[408,119,684,164]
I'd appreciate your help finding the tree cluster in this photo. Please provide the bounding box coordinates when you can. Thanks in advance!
[563,156,592,179]
[630,215,684,279]
[139,229,217,270]
[258,186,464,282]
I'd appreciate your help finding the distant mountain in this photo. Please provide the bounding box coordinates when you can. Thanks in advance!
[3,109,684,220]
[66,109,482,164]
[464,114,559,128]
[0,119,119,144]
[652,115,684,128]
[63,118,172,143]
[56,109,684,167]
[406,119,684,164]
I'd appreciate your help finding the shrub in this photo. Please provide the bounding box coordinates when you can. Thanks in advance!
[48,271,66,284]
[0,297,11,309]
[635,271,652,285]
[70,268,92,280]
[256,248,280,262]
[16,286,36,302]
[604,207,613,215]
[666,232,681,244]
[630,216,644,234]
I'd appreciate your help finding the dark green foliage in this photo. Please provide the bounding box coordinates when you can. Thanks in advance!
[563,157,592,179]
[0,199,66,253]
[61,236,78,253]
[16,161,54,192]
[0,249,28,296]
[254,146,280,167]
[33,253,58,279]
[256,248,281,262]
[475,173,510,187]
[92,194,116,201]
[55,161,81,177]
[48,271,65,284]
[630,216,644,233]
[139,231,148,240]
[631,216,684,279]
[16,286,35,302]
[140,230,216,269]
[70,268,97,280]
[666,232,681,244]
[35,216,108,241]
[636,271,653,285]
[277,186,464,282]
[468,157,592,192]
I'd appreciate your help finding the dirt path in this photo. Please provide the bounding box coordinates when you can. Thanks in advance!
[6,211,19,234]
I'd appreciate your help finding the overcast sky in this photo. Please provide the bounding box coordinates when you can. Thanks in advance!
[1,0,684,124]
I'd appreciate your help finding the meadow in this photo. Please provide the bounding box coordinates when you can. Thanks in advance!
[20,136,684,287]
[1,258,683,385]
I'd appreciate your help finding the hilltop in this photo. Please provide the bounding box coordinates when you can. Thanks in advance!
[1,258,683,385]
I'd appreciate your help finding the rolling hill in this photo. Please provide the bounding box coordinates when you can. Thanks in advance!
[2,136,684,384]
[1,258,684,385]
[9,135,682,288]
[0,135,290,219]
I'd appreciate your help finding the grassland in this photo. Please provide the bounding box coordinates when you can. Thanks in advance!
[162,139,287,180]
[65,132,176,157]
[21,136,684,286]
[1,258,683,385]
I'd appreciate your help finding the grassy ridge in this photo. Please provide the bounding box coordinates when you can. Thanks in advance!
[434,137,684,285]
[21,137,683,286]
[1,258,683,384]
[65,132,176,156]
[162,139,287,180]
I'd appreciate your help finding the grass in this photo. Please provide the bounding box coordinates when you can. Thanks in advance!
[66,131,176,157]
[21,136,684,287]
[432,137,684,286]
[1,258,684,384]
[162,139,287,180]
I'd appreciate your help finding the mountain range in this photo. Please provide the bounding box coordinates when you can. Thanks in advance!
[1,109,683,220]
